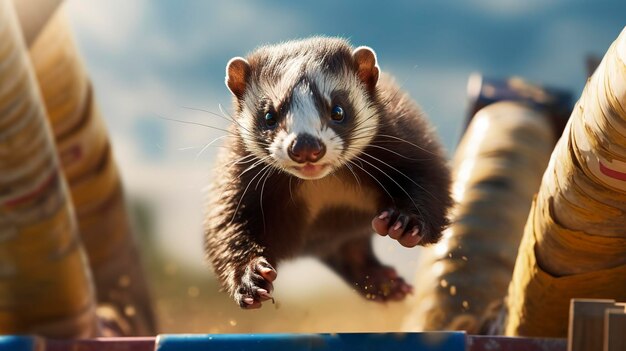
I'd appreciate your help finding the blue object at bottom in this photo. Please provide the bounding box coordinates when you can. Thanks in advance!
[0,336,38,351]
[156,332,466,351]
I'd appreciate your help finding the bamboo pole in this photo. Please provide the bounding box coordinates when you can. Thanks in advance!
[0,0,98,338]
[504,26,626,337]
[403,101,556,333]
[28,7,156,335]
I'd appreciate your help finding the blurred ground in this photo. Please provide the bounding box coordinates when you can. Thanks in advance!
[147,259,411,333]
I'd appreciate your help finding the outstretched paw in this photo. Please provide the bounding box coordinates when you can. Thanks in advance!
[371,208,424,247]
[234,257,277,309]
[357,265,413,302]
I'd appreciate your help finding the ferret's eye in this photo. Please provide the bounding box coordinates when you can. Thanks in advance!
[330,105,345,123]
[264,112,277,128]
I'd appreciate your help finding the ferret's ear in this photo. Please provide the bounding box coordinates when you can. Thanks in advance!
[225,57,250,99]
[352,46,379,90]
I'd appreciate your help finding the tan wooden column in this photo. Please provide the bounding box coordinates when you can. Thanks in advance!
[28,6,156,335]
[504,27,626,337]
[404,101,556,332]
[0,0,98,338]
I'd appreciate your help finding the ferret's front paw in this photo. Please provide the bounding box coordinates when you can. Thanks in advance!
[234,257,277,309]
[371,208,424,247]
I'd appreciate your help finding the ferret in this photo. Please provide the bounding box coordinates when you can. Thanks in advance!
[204,37,452,309]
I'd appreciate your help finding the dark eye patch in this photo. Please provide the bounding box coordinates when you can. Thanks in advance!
[256,98,279,129]
[329,90,355,120]
[326,90,357,143]
[330,90,350,107]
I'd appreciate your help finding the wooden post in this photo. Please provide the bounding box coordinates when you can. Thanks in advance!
[404,101,556,332]
[504,26,626,337]
[27,6,156,335]
[0,0,98,338]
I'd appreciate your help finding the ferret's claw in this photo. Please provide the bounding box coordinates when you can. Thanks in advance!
[234,257,277,309]
[372,208,425,248]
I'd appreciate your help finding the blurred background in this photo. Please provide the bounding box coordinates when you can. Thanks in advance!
[61,0,626,333]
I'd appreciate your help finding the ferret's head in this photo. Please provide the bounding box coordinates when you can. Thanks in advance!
[225,37,380,180]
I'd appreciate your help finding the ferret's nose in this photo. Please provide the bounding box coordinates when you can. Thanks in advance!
[288,134,326,163]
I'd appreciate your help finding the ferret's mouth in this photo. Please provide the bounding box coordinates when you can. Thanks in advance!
[291,163,329,179]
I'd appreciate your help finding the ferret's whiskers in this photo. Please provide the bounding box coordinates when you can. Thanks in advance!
[182,105,234,124]
[223,153,258,171]
[343,132,437,160]
[218,104,242,127]
[365,144,426,161]
[288,176,296,204]
[195,135,230,161]
[339,84,405,136]
[333,111,378,140]
[259,166,275,235]
[159,113,270,147]
[350,101,375,127]
[347,159,394,204]
[214,154,263,207]
[218,103,260,140]
[237,155,272,180]
[336,119,387,138]
[357,150,440,203]
[334,91,418,143]
[255,161,274,190]
[377,134,436,155]
[340,131,377,160]
[231,161,274,224]
[344,161,362,189]
[182,105,255,139]
[332,115,397,143]
[158,115,235,135]
[353,155,422,217]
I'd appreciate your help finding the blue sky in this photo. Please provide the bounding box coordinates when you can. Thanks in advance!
[67,0,626,153]
[64,0,626,272]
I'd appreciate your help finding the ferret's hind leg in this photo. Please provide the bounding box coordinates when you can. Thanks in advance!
[322,235,412,302]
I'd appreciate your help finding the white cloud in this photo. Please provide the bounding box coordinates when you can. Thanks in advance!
[64,0,146,51]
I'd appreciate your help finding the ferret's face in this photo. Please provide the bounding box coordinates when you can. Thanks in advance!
[225,39,380,180]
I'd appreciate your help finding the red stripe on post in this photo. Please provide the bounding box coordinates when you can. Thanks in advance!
[3,172,58,207]
[599,161,626,181]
